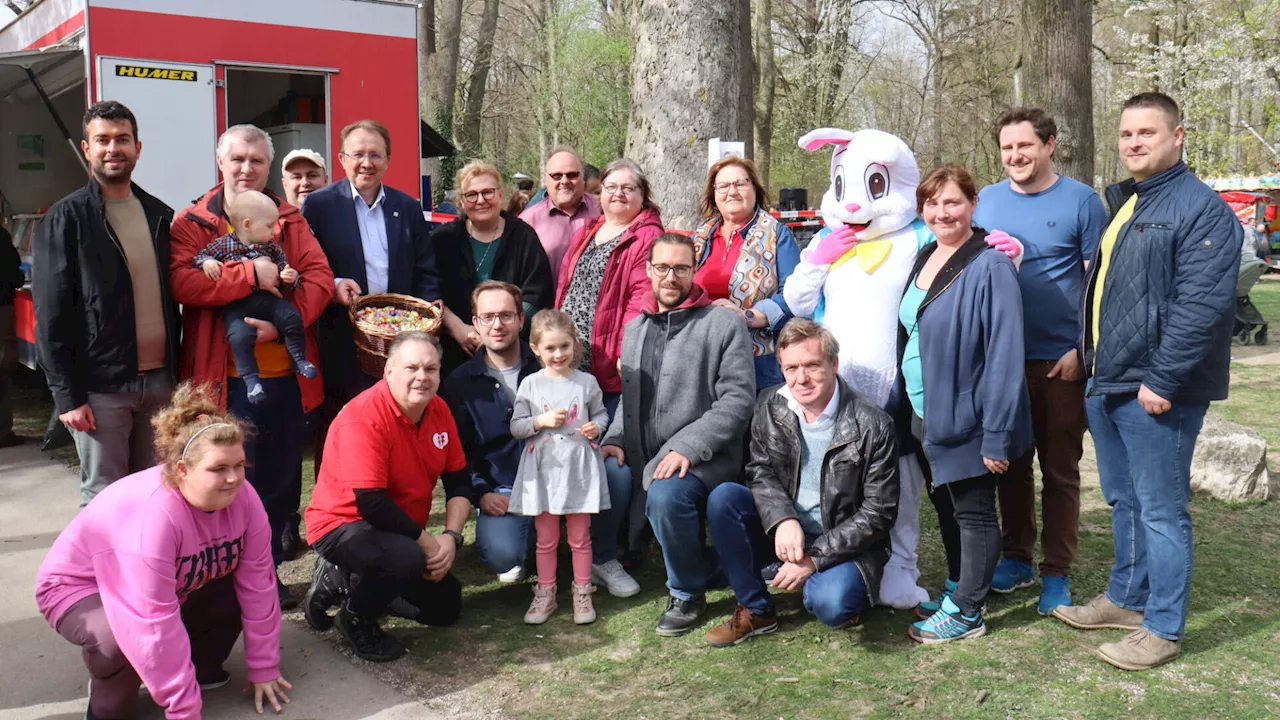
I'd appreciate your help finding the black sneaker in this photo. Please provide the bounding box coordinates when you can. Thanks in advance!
[0,433,24,448]
[197,667,231,691]
[304,556,345,630]
[335,604,406,662]
[386,595,422,622]
[280,516,304,562]
[277,576,298,611]
[656,595,707,637]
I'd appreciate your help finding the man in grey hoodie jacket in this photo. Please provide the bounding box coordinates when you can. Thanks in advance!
[601,233,756,637]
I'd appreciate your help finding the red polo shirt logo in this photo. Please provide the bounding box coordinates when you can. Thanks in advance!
[433,432,449,449]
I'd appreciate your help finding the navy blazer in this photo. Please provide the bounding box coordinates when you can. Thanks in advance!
[303,178,442,400]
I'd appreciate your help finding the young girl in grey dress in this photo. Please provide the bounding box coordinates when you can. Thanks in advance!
[511,310,610,625]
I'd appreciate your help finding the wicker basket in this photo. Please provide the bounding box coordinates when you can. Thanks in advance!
[349,294,444,377]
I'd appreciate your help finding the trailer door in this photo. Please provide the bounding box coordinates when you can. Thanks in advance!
[98,57,216,212]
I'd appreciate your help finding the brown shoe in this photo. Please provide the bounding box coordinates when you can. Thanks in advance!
[1097,629,1181,671]
[705,605,778,647]
[1052,594,1143,630]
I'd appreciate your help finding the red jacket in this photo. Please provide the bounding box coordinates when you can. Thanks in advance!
[170,186,334,412]
[555,208,664,393]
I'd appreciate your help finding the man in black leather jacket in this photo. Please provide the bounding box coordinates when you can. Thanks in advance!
[704,318,900,647]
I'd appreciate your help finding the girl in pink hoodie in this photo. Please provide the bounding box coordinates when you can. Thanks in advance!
[36,383,290,719]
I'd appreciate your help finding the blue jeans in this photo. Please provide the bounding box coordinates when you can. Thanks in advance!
[474,458,633,573]
[646,473,723,600]
[707,483,868,626]
[227,375,307,566]
[1086,392,1207,641]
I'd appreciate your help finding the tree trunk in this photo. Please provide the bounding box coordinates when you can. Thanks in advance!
[1018,0,1096,185]
[418,1,436,121]
[431,0,464,192]
[753,0,775,188]
[737,0,755,160]
[626,0,744,228]
[457,0,502,157]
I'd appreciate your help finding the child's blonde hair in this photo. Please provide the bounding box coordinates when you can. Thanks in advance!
[529,309,582,368]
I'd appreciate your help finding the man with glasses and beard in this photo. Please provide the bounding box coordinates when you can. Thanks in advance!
[519,147,602,284]
[33,100,178,507]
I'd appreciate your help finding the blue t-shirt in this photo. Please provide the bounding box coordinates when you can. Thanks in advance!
[899,280,928,418]
[973,176,1107,360]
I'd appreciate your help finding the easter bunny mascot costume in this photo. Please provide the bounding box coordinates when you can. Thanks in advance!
[783,128,1021,609]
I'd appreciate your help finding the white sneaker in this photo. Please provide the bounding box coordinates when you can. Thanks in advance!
[498,564,528,584]
[591,559,640,598]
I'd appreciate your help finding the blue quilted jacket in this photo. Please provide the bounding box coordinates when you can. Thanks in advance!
[1082,162,1240,404]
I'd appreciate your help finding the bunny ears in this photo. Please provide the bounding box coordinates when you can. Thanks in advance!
[798,128,857,152]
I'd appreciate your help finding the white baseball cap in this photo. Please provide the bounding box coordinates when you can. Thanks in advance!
[282,149,326,172]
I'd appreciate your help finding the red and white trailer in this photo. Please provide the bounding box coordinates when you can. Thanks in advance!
[0,0,425,368]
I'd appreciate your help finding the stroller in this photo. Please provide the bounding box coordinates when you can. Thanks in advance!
[1235,241,1269,345]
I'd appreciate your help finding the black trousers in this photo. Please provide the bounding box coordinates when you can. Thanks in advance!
[223,290,306,379]
[313,520,461,625]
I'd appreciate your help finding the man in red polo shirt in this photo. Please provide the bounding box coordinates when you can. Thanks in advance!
[304,331,473,662]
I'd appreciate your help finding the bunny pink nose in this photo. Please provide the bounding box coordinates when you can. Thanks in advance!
[844,202,862,213]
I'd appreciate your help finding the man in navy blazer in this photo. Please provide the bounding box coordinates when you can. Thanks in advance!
[303,119,441,404]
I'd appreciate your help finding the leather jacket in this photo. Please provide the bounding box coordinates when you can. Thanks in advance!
[746,378,900,603]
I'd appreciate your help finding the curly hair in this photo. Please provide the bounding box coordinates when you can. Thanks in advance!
[151,382,248,486]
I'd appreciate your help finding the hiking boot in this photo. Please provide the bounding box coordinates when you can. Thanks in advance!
[908,596,987,644]
[1097,628,1181,671]
[196,667,231,691]
[656,595,706,637]
[524,583,558,624]
[1053,594,1143,631]
[335,603,406,663]
[277,575,297,611]
[990,558,1036,594]
[1038,575,1072,616]
[572,582,597,625]
[591,559,640,598]
[304,556,345,630]
[498,564,529,584]
[280,516,304,562]
[915,578,957,620]
[705,605,778,647]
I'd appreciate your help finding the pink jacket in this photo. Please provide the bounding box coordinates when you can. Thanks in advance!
[36,466,280,720]
[555,208,664,393]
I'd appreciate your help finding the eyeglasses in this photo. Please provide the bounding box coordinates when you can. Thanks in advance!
[602,183,639,196]
[548,171,581,181]
[714,178,753,194]
[649,263,693,278]
[475,311,519,326]
[341,152,386,164]
[463,188,499,203]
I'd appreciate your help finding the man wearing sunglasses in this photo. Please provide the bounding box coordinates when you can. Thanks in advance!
[519,147,602,284]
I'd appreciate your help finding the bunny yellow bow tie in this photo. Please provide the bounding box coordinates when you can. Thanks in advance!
[829,238,893,274]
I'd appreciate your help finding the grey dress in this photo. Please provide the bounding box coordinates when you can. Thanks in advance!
[509,369,611,515]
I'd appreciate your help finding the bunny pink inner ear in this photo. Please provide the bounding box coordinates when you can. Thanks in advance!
[798,128,856,152]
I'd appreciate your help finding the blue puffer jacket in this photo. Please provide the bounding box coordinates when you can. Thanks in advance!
[1083,162,1241,404]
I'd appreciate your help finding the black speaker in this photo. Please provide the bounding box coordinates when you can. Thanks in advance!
[778,187,808,212]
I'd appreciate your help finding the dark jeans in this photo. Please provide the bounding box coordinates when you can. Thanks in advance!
[1000,360,1086,576]
[313,520,461,625]
[227,375,307,566]
[223,290,306,380]
[707,483,869,626]
[928,473,1000,616]
[56,576,241,719]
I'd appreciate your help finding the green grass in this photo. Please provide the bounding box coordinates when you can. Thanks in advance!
[12,346,1280,720]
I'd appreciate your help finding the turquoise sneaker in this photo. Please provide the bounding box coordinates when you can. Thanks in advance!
[990,558,1035,594]
[908,596,987,644]
[1038,575,1071,615]
[914,578,957,620]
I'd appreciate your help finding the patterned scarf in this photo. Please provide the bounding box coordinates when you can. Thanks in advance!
[692,207,783,356]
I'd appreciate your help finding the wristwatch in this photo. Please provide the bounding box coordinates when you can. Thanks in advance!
[442,529,465,547]
[744,309,757,326]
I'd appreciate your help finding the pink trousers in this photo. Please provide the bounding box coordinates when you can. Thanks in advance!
[534,513,592,586]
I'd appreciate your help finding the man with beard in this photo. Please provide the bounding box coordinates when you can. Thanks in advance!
[601,233,755,636]
[33,100,179,507]
[519,147,602,284]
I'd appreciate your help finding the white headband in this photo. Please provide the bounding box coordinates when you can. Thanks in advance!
[182,423,235,461]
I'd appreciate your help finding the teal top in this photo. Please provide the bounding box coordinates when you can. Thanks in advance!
[795,413,836,537]
[899,279,928,418]
[470,237,500,282]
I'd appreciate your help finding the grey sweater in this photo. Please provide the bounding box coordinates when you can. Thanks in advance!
[602,287,756,496]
